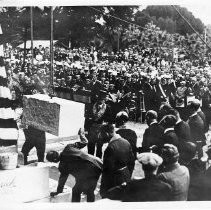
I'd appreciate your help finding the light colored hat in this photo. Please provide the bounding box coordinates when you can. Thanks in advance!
[137,152,163,167]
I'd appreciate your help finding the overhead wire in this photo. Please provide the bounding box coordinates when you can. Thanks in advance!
[87,6,147,30]
[171,5,211,50]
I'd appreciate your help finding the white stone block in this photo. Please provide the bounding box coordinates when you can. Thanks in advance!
[31,178,72,203]
[0,165,50,203]
[23,94,85,137]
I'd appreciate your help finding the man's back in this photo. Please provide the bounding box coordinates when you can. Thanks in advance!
[174,120,191,148]
[142,123,164,150]
[100,136,135,197]
[122,175,172,202]
[59,145,102,180]
[116,128,137,158]
[188,114,206,143]
[198,110,208,133]
[158,163,190,201]
[161,130,179,148]
[104,137,135,172]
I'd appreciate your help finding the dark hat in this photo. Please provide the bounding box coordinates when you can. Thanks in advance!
[161,144,179,164]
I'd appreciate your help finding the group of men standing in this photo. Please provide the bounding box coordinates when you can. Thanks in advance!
[46,91,211,202]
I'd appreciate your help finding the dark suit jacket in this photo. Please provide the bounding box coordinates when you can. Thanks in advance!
[107,175,172,202]
[116,128,137,158]
[188,114,206,144]
[57,145,103,193]
[198,110,208,133]
[59,145,103,177]
[174,121,191,151]
[160,129,179,148]
[142,123,164,151]
[100,137,135,197]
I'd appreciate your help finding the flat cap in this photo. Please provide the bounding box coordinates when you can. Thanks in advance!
[137,152,163,167]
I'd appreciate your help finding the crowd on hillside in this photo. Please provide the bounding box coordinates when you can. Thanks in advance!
[3,43,211,202]
[5,44,211,122]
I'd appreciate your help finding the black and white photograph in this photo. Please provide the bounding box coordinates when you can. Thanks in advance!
[0,0,211,209]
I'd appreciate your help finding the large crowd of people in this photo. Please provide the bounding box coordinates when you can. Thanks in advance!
[4,43,211,202]
[47,99,211,202]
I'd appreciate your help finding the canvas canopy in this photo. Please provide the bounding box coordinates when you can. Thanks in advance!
[17,40,58,49]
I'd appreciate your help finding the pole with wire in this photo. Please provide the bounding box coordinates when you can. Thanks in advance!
[171,5,211,50]
[30,7,34,68]
[50,6,54,96]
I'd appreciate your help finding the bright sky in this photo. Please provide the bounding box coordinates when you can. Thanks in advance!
[1,0,211,25]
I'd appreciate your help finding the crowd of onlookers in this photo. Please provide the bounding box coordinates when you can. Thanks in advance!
[4,43,211,202]
[47,98,211,202]
[5,44,211,122]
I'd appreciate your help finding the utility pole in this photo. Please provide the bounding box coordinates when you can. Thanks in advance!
[30,7,34,68]
[50,6,54,94]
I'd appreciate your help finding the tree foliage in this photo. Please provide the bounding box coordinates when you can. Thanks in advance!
[135,5,205,35]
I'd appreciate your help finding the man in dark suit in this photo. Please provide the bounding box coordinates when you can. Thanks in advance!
[115,111,137,161]
[188,98,208,133]
[47,144,102,202]
[100,124,135,198]
[141,110,164,153]
[106,152,172,201]
[187,101,206,157]
[159,114,179,148]
[173,109,191,153]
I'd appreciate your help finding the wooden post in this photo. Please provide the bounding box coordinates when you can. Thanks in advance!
[50,6,54,94]
[30,7,34,68]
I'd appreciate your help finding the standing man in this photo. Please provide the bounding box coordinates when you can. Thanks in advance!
[173,109,191,153]
[187,100,206,158]
[88,90,112,158]
[141,110,164,153]
[159,115,179,148]
[21,125,46,164]
[100,124,135,198]
[115,111,137,161]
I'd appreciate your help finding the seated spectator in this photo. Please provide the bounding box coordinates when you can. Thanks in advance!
[106,152,172,201]
[158,144,190,201]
